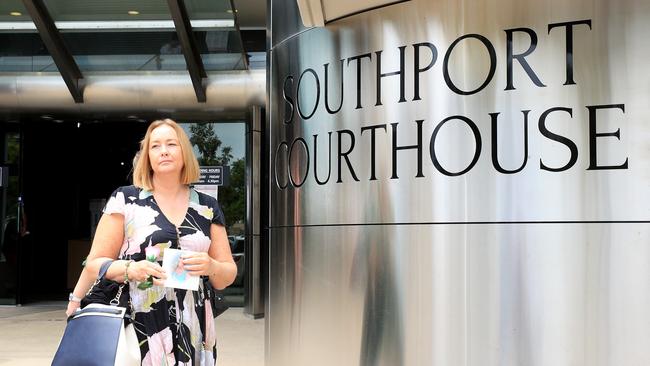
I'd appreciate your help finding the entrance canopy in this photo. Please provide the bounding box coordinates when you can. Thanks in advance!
[0,0,265,116]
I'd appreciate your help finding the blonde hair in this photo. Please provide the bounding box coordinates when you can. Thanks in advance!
[133,119,200,190]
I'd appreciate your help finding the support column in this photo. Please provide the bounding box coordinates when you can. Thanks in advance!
[244,105,264,318]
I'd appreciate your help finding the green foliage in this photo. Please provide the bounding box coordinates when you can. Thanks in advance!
[218,158,246,233]
[190,123,220,165]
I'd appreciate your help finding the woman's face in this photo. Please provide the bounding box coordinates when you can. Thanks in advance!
[148,124,184,176]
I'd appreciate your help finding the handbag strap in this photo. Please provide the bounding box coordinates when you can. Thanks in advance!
[86,259,124,305]
[98,259,115,280]
[98,260,127,306]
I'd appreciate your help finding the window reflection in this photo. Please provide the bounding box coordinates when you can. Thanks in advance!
[0,31,245,72]
[182,122,246,304]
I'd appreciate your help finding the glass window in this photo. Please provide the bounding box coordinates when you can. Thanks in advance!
[0,0,245,72]
[0,33,51,72]
[195,30,246,71]
[181,122,246,230]
[181,121,246,305]
[61,31,188,72]
[42,0,176,72]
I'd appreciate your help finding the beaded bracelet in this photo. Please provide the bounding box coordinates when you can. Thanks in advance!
[124,260,134,283]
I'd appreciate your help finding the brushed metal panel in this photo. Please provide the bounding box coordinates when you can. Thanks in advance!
[245,235,264,317]
[271,0,308,47]
[268,224,650,366]
[269,0,650,227]
[268,1,650,366]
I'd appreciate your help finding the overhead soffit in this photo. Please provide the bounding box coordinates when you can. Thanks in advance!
[0,1,250,80]
[0,0,271,109]
[233,0,267,29]
[0,0,246,73]
[296,0,406,26]
[0,0,267,29]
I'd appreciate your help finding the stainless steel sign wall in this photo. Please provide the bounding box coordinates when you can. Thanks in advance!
[271,4,649,225]
[268,1,649,365]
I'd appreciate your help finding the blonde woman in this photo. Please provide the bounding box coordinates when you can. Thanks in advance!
[67,119,236,365]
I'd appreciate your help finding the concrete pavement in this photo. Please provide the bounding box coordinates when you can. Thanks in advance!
[0,303,264,366]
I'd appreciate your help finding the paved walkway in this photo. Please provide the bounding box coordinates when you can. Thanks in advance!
[0,303,264,366]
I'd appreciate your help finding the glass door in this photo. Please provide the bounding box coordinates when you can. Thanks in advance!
[0,123,21,305]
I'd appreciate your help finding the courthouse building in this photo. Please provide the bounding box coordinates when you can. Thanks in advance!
[1,0,649,365]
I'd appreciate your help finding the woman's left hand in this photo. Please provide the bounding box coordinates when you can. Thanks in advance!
[66,301,81,317]
[181,252,216,276]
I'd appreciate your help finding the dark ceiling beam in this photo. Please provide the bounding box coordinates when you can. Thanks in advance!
[22,0,84,103]
[167,0,207,103]
[229,0,249,70]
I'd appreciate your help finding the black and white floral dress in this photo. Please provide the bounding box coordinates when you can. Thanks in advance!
[103,185,225,365]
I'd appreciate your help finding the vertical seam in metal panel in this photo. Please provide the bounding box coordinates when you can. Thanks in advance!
[464,175,469,366]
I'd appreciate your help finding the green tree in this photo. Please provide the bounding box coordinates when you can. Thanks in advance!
[217,146,234,166]
[218,158,246,233]
[190,123,227,165]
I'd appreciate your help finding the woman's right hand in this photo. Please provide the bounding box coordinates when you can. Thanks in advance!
[127,259,167,286]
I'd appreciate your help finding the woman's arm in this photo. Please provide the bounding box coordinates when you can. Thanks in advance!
[65,213,124,315]
[65,264,95,316]
[83,212,125,281]
[206,224,237,289]
[68,212,166,315]
[86,212,166,285]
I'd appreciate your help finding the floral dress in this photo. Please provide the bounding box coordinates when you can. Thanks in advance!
[103,185,225,366]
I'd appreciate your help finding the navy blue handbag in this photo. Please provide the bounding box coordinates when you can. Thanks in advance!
[52,260,140,366]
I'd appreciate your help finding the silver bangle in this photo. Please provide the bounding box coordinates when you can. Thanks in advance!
[68,293,82,303]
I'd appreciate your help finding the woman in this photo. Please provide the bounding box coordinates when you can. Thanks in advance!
[67,119,237,365]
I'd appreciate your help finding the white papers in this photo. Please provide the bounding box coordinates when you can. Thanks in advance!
[162,248,200,291]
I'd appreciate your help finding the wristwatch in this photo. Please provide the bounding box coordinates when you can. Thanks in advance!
[68,293,82,303]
